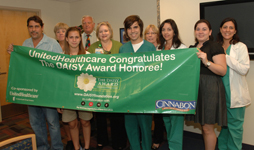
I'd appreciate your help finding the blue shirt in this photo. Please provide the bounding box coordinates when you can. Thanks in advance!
[22,34,62,53]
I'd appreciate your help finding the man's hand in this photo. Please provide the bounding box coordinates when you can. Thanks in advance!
[57,108,63,114]
[7,43,14,54]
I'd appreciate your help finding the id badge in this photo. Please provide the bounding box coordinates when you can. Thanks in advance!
[95,48,104,54]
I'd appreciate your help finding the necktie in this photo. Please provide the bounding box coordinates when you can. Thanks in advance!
[85,34,90,50]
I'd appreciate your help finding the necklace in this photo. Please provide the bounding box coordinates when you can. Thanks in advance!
[164,44,172,50]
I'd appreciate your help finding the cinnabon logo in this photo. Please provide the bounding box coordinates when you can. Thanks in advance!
[156,100,196,111]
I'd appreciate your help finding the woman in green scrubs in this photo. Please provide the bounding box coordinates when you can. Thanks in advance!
[217,17,251,150]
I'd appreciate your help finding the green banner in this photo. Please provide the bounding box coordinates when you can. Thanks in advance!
[6,45,200,114]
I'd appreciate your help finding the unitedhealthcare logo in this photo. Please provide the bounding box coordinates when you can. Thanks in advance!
[156,99,196,112]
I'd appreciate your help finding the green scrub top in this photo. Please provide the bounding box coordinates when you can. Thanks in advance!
[221,45,231,107]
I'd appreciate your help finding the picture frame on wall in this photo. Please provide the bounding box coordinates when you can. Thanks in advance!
[119,28,129,44]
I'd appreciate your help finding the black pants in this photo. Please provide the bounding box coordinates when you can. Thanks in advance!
[96,112,127,149]
[153,114,164,144]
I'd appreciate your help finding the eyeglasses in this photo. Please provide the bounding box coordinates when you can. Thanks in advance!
[145,32,157,35]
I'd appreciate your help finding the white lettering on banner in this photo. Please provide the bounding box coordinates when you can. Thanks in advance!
[28,49,179,73]
[29,50,107,63]
[39,60,55,68]
[86,64,116,72]
[56,62,84,71]
[9,91,39,98]
[109,53,175,64]
[156,100,196,110]
[119,63,162,72]
[29,50,175,65]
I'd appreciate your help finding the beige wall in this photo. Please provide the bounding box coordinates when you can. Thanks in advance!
[69,0,157,42]
[160,0,222,46]
[0,0,71,38]
[160,0,254,146]
[1,0,156,42]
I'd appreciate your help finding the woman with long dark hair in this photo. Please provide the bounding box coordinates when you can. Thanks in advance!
[217,18,251,150]
[158,19,186,150]
[158,19,186,50]
[61,27,92,150]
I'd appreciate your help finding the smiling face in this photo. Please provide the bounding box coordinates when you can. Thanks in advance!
[82,17,95,34]
[127,21,142,44]
[66,31,81,49]
[98,25,111,42]
[55,28,66,42]
[162,23,174,43]
[195,22,212,43]
[145,27,158,44]
[220,21,236,41]
[28,20,44,40]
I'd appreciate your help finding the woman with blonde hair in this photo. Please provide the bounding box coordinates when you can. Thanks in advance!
[88,22,122,54]
[144,24,164,150]
[144,24,160,50]
[54,22,69,51]
[88,22,127,150]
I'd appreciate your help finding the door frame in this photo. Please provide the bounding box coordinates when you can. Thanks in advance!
[0,5,41,16]
[0,6,40,122]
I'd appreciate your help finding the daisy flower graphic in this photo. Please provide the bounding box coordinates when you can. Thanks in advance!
[77,73,96,92]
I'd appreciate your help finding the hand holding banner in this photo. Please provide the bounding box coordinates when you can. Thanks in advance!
[6,46,200,114]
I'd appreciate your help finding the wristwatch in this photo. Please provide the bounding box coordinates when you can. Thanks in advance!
[206,61,211,67]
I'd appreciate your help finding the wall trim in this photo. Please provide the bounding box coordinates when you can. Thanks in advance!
[157,0,160,26]
[0,5,41,16]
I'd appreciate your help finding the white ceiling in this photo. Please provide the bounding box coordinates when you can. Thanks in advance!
[50,0,81,3]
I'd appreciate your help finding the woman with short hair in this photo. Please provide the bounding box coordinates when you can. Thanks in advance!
[54,22,69,51]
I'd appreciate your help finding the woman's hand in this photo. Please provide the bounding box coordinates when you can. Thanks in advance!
[196,49,209,66]
[196,49,226,76]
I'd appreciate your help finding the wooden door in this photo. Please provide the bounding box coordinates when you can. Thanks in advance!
[0,7,39,120]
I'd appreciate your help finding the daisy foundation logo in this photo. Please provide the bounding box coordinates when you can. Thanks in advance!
[77,73,96,92]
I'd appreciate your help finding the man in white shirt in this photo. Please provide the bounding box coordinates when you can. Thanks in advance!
[81,15,97,50]
[119,15,155,150]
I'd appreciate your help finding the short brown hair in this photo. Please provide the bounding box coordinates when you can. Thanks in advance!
[194,19,213,42]
[124,15,143,38]
[27,15,44,27]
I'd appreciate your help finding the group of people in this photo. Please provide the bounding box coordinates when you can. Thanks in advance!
[7,14,251,150]
[139,16,251,150]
